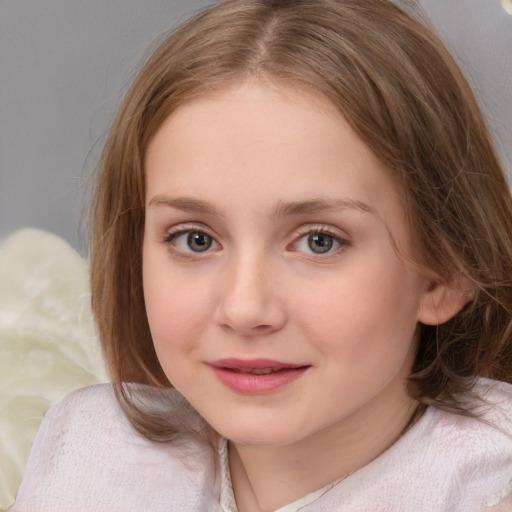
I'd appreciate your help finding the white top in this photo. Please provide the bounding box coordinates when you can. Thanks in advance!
[10,379,512,511]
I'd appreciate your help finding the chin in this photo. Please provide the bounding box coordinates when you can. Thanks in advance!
[212,418,306,447]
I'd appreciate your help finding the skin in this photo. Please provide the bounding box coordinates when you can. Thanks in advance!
[142,81,464,511]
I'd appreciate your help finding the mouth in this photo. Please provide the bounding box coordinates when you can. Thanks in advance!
[210,359,310,393]
[229,367,288,375]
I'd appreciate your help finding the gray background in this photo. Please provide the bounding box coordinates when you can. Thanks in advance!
[1,0,511,253]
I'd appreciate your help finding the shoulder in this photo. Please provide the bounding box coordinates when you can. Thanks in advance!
[432,378,512,444]
[473,378,512,436]
[314,379,512,511]
[437,379,512,466]
[410,379,512,510]
[452,379,512,509]
[24,384,145,451]
[42,383,121,425]
[466,378,512,509]
[404,379,512,510]
[12,384,221,512]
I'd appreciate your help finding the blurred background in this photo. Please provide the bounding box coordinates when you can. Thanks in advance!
[0,0,511,253]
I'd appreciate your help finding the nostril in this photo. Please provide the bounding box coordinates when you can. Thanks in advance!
[253,324,273,332]
[219,322,276,337]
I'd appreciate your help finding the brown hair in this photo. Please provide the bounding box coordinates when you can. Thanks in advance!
[90,0,512,441]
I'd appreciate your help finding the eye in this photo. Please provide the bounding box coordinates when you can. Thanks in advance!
[166,230,219,253]
[293,230,346,255]
[308,233,336,253]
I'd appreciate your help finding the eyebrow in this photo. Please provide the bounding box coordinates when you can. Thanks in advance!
[270,198,376,218]
[148,195,221,216]
[147,195,375,218]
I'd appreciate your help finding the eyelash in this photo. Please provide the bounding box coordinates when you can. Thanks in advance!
[163,226,220,258]
[291,226,349,256]
[163,225,349,258]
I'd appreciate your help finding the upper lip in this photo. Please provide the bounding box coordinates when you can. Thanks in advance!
[210,358,308,371]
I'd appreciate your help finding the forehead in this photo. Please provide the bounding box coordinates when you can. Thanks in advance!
[145,81,405,227]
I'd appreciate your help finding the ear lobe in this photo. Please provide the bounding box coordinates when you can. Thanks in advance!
[417,278,473,326]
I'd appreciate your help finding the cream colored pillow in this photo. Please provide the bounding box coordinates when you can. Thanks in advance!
[0,229,107,511]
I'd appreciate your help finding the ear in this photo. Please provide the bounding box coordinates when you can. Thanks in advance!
[417,277,473,326]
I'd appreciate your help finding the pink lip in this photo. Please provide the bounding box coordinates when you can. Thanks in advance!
[210,358,309,394]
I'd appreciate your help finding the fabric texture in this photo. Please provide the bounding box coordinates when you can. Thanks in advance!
[10,379,512,512]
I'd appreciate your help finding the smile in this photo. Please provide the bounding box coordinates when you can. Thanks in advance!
[210,359,310,394]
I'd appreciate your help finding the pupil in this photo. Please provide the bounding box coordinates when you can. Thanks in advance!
[187,232,212,252]
[308,233,333,253]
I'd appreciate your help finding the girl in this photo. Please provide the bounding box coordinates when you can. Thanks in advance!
[11,0,512,510]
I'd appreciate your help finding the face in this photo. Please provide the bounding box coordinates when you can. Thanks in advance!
[143,81,430,447]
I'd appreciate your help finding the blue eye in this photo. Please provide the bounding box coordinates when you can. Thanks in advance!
[167,230,219,253]
[294,231,343,254]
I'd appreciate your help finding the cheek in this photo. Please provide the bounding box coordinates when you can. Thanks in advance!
[296,257,422,364]
[144,282,210,388]
[142,255,211,367]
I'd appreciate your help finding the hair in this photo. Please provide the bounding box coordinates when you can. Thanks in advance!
[90,0,512,441]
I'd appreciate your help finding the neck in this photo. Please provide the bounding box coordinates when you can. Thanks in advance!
[228,382,419,512]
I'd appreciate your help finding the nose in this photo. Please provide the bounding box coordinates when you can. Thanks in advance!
[213,254,287,337]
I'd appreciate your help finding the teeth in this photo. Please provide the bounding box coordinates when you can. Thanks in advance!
[250,368,276,375]
[232,368,279,374]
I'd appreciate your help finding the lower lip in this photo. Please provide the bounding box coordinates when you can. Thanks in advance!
[211,366,308,394]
